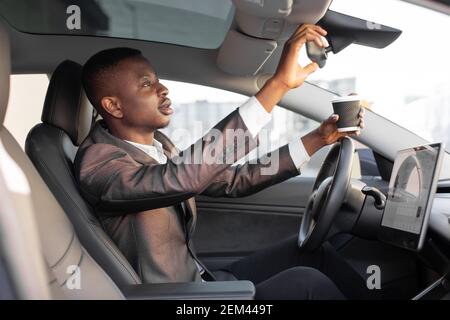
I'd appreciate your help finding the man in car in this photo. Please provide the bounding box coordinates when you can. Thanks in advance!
[75,24,365,299]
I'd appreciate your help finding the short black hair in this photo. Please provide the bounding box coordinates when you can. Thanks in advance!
[82,47,142,112]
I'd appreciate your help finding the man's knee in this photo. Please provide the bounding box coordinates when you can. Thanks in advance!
[255,267,345,300]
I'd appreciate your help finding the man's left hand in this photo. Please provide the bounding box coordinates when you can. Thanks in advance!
[302,108,365,156]
[318,108,365,145]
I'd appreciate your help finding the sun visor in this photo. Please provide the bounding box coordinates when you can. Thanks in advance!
[219,0,332,75]
[319,10,402,54]
[217,29,277,76]
[232,0,332,39]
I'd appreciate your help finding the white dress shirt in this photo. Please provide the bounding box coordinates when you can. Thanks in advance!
[124,96,311,172]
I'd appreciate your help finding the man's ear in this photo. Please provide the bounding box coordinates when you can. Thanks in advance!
[100,97,123,119]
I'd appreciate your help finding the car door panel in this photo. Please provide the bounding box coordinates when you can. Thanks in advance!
[193,175,316,268]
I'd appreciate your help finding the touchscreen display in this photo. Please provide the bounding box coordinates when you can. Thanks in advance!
[381,144,441,234]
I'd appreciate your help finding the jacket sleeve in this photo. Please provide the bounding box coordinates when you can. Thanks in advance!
[75,110,258,215]
[200,144,300,198]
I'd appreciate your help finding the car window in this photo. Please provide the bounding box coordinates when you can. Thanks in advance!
[160,80,320,172]
[4,74,49,149]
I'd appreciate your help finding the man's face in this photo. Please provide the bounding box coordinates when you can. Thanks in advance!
[109,55,172,130]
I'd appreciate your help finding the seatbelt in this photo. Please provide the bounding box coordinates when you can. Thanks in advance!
[188,244,216,282]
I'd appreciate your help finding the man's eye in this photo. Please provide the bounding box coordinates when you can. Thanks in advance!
[143,81,152,87]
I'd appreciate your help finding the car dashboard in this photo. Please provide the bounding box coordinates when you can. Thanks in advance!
[408,182,450,299]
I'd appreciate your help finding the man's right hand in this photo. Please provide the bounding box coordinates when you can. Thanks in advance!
[255,24,327,113]
[272,24,327,90]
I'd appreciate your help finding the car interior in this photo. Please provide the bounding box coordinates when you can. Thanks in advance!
[1,0,450,300]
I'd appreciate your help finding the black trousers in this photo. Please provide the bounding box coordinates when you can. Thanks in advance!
[221,234,377,300]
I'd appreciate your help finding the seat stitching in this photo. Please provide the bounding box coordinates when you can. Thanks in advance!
[80,247,125,297]
[59,249,124,298]
[50,231,75,269]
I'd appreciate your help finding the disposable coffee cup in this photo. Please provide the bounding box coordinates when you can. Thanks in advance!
[331,95,362,132]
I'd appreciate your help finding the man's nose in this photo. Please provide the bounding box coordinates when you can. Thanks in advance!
[158,83,169,97]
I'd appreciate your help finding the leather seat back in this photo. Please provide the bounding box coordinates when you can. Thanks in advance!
[25,60,141,286]
[2,129,125,299]
[0,23,123,299]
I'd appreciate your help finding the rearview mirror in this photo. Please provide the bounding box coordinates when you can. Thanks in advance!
[306,41,333,68]
[319,10,402,54]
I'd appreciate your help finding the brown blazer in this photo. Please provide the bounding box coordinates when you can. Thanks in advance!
[74,109,299,283]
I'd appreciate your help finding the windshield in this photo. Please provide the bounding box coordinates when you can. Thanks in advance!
[0,0,234,49]
[306,0,450,150]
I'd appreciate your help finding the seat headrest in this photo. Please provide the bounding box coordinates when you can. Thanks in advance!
[42,60,93,146]
[0,23,11,126]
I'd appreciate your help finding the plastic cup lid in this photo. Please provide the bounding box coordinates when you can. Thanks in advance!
[331,95,361,103]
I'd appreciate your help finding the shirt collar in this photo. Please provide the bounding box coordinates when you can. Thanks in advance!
[124,138,161,150]
[123,138,167,163]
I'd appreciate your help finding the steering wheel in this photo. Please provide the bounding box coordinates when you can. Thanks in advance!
[298,137,354,251]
